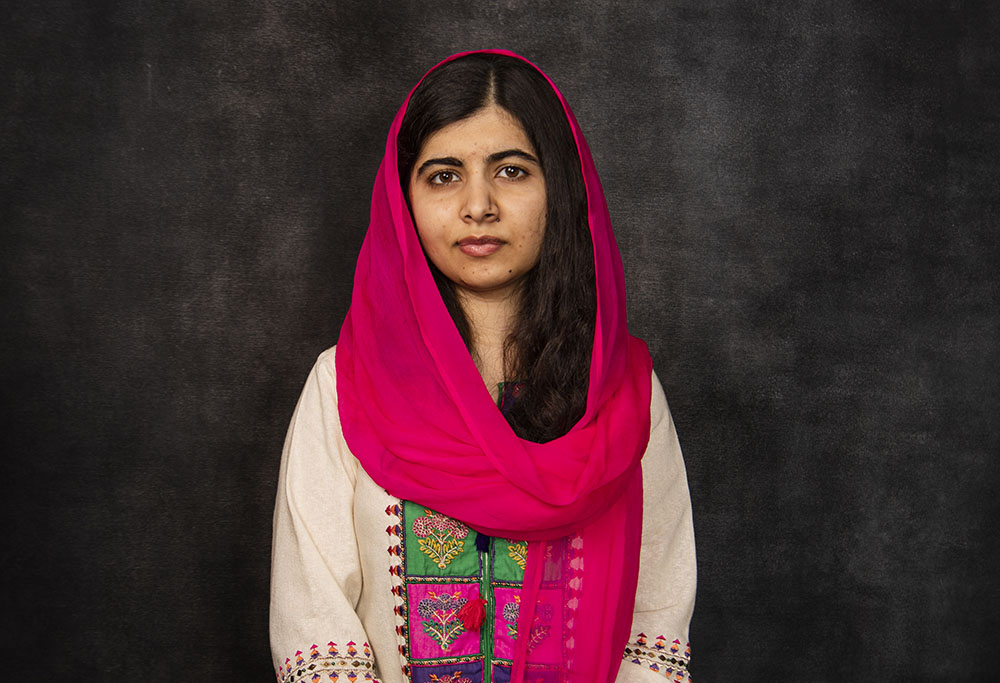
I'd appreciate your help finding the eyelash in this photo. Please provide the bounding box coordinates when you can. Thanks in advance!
[500,165,530,180]
[427,166,529,186]
[428,170,459,185]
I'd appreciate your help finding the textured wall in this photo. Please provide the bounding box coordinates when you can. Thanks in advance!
[2,1,997,680]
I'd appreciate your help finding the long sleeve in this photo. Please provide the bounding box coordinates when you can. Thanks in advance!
[616,373,697,682]
[269,349,383,683]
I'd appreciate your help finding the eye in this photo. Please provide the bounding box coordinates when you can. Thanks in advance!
[498,165,527,180]
[428,170,459,185]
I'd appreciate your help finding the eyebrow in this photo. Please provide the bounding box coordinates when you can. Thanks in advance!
[486,149,540,166]
[414,149,540,178]
[415,156,463,177]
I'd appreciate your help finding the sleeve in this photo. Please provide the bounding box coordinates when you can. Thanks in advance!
[269,349,384,683]
[616,372,697,682]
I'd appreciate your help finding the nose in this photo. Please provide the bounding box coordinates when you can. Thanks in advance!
[461,175,499,224]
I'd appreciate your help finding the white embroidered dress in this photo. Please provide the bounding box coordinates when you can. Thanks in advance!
[270,347,696,683]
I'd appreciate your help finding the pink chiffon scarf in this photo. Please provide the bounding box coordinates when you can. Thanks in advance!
[335,50,652,683]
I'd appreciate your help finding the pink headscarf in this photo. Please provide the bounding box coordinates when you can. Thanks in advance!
[336,50,652,683]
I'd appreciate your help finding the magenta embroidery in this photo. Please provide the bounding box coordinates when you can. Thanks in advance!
[417,590,469,650]
[412,509,471,569]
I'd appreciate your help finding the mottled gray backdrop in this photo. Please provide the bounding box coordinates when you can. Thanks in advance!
[2,1,998,680]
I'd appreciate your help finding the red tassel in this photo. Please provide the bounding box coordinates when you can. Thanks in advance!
[457,598,487,631]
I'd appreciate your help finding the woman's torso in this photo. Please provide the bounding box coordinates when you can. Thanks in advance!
[356,469,572,683]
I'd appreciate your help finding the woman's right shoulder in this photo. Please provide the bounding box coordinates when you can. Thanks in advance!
[315,344,338,370]
[308,345,339,385]
[291,345,340,415]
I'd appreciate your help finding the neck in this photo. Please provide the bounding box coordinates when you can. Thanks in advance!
[459,289,519,401]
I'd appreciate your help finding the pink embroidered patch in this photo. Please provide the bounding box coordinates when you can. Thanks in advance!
[493,587,562,663]
[407,583,481,659]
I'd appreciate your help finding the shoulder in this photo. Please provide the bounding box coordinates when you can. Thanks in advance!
[642,368,684,480]
[315,344,338,374]
[283,344,361,481]
[306,345,339,393]
[649,368,670,432]
[287,344,342,433]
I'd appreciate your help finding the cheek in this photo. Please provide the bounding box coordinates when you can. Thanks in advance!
[530,203,547,252]
[415,226,450,269]
[409,182,444,241]
[411,202,445,246]
[411,216,454,275]
[410,202,429,237]
[532,191,547,235]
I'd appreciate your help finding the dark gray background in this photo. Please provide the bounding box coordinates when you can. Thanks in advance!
[3,1,997,680]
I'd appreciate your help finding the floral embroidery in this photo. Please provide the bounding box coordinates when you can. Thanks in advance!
[507,541,527,571]
[417,590,469,651]
[500,595,553,652]
[275,641,379,683]
[622,633,692,681]
[388,497,601,677]
[412,509,471,569]
[502,598,520,639]
[428,673,473,683]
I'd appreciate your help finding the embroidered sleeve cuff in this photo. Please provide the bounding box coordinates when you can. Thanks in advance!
[621,633,692,681]
[276,641,381,683]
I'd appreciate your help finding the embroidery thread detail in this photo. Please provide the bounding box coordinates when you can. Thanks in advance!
[507,541,527,570]
[502,599,519,639]
[501,595,552,652]
[275,641,379,683]
[385,502,410,678]
[623,632,692,681]
[412,509,471,569]
[428,673,474,683]
[416,590,469,651]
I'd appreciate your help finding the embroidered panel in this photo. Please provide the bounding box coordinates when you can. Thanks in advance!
[492,539,527,583]
[622,633,692,682]
[409,584,481,657]
[389,500,487,676]
[276,641,380,683]
[386,497,586,682]
[405,505,480,577]
[410,660,483,683]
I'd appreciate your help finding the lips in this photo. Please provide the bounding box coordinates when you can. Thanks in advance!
[457,236,505,257]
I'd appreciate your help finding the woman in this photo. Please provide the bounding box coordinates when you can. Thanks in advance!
[270,50,695,683]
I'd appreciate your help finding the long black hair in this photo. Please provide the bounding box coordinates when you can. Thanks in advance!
[397,53,596,443]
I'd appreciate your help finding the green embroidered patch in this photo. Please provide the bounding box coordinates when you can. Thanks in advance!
[403,500,482,578]
[491,539,528,583]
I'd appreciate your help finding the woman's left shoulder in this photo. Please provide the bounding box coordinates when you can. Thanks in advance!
[648,368,672,432]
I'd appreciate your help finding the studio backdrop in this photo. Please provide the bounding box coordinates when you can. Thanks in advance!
[2,1,997,680]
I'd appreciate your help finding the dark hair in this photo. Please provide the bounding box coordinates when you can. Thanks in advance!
[398,53,596,443]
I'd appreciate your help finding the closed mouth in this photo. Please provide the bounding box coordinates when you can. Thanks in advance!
[457,236,505,246]
[456,235,505,257]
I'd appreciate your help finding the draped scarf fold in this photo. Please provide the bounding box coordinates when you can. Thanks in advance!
[336,50,652,683]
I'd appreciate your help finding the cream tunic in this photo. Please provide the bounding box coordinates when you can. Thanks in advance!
[270,347,696,682]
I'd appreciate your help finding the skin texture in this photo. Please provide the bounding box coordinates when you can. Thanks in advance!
[408,104,547,396]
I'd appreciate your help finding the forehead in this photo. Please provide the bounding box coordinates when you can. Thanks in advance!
[417,105,536,158]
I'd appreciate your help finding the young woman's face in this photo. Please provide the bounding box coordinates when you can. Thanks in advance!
[408,105,547,301]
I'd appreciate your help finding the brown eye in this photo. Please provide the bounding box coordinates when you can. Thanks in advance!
[429,171,458,185]
[499,166,526,179]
